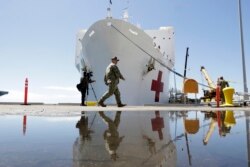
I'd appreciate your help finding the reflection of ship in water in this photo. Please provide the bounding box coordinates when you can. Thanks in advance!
[73,111,176,167]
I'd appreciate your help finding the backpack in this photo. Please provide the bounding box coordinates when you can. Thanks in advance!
[104,75,108,85]
[76,83,82,91]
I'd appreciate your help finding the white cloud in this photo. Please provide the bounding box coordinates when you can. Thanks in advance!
[0,89,81,104]
[44,86,76,91]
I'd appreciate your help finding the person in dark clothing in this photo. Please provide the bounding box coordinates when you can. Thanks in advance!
[79,72,95,106]
[217,76,229,103]
[75,112,94,140]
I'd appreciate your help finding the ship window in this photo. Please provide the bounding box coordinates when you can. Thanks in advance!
[89,30,95,37]
[107,22,112,26]
[129,29,138,35]
[163,37,165,40]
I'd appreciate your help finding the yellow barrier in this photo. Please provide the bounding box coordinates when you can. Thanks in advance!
[221,87,235,107]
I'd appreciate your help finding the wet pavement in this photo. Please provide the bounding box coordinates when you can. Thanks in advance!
[0,110,249,167]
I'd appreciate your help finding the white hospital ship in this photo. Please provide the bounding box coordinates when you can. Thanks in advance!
[75,8,175,105]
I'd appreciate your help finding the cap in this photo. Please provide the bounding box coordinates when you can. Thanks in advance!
[111,56,119,61]
[81,66,87,72]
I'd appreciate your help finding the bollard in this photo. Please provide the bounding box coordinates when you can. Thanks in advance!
[221,87,235,107]
[216,86,220,107]
[24,78,28,105]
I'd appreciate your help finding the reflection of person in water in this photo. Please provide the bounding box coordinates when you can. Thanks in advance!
[73,111,94,167]
[75,112,94,140]
[143,135,156,155]
[98,111,124,161]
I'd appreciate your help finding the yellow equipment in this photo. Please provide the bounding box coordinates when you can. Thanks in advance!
[86,101,97,106]
[221,87,235,107]
[200,66,216,101]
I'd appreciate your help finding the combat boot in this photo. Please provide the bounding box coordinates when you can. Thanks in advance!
[98,101,107,107]
[117,103,126,107]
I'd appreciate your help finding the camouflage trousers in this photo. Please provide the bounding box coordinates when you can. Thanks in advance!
[99,83,122,104]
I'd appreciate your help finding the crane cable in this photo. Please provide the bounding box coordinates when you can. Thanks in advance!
[110,24,213,89]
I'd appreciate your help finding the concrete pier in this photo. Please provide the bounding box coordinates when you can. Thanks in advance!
[0,103,249,116]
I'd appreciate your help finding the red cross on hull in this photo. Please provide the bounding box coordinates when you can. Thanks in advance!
[151,71,164,102]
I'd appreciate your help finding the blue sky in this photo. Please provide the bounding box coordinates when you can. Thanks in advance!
[0,0,249,103]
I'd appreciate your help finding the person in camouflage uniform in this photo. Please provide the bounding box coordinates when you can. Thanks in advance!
[98,56,126,107]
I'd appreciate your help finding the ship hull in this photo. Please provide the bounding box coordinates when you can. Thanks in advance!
[76,18,175,105]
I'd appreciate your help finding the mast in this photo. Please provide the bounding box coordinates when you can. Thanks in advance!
[122,0,130,22]
[107,0,112,18]
[183,47,189,79]
[238,0,248,100]
[182,47,189,103]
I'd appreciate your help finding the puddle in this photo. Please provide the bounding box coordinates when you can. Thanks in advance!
[0,110,248,167]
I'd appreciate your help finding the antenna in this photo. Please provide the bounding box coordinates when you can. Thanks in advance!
[122,0,130,21]
[107,7,112,18]
[124,0,130,11]
[106,0,112,18]
[126,0,130,6]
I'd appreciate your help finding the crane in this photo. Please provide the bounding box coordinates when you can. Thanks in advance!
[200,66,216,101]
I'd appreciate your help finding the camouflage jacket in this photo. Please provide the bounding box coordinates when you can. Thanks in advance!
[104,63,124,85]
[217,79,229,89]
